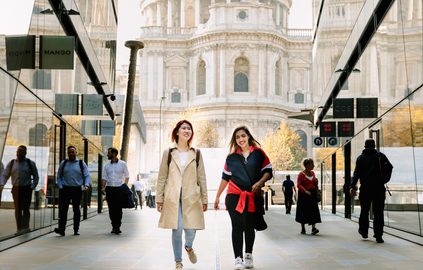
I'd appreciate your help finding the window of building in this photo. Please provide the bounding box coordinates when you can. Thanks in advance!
[29,123,48,146]
[171,91,181,103]
[294,93,304,104]
[275,60,281,95]
[234,57,249,92]
[341,80,349,90]
[295,130,307,151]
[197,60,206,95]
[32,70,52,90]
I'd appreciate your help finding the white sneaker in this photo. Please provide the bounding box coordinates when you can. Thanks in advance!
[244,253,254,269]
[234,257,244,270]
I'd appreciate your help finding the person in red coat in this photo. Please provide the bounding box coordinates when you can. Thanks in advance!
[295,158,321,235]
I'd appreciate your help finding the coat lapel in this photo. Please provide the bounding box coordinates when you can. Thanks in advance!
[171,148,196,172]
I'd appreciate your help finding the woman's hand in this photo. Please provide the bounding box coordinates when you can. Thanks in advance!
[156,202,163,212]
[214,197,220,210]
[305,190,311,196]
[252,180,264,193]
[202,204,208,212]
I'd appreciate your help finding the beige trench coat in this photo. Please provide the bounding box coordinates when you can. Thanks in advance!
[156,147,208,229]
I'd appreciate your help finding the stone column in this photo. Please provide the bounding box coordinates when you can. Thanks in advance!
[219,46,226,97]
[156,2,162,26]
[167,0,173,27]
[195,0,200,25]
[121,40,144,162]
[180,0,185,28]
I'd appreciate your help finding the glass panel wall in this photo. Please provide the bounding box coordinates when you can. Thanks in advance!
[314,0,423,240]
[0,0,117,246]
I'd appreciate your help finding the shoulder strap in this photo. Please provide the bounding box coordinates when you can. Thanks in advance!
[26,158,34,176]
[61,159,68,177]
[167,148,175,167]
[195,149,200,168]
[79,159,85,185]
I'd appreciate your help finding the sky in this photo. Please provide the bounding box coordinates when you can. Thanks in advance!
[0,0,312,68]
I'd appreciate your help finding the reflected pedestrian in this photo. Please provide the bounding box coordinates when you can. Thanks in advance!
[54,146,91,236]
[1,145,39,234]
[214,126,272,270]
[156,120,208,270]
[102,147,130,234]
[282,175,296,214]
[295,158,321,235]
[132,175,144,209]
[349,138,392,243]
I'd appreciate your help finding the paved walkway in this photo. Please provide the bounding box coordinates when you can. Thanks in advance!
[0,206,422,269]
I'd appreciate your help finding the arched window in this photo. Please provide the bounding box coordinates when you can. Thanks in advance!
[294,93,304,104]
[29,123,48,146]
[197,60,206,95]
[234,57,249,92]
[32,70,51,90]
[171,91,181,103]
[275,60,281,95]
[295,130,307,151]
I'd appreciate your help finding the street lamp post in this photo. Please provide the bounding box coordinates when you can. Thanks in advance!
[159,96,167,162]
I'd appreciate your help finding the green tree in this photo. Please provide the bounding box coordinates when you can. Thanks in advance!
[262,122,306,170]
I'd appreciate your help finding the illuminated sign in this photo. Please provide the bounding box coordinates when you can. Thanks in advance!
[338,121,355,137]
[319,121,336,137]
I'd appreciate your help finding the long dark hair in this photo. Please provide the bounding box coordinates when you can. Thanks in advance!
[229,126,260,153]
[171,120,194,145]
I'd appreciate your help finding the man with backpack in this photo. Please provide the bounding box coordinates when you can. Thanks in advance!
[54,145,91,236]
[0,145,39,234]
[349,138,393,243]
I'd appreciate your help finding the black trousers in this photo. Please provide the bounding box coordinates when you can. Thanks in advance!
[11,185,32,231]
[359,189,385,237]
[284,193,293,213]
[58,186,82,232]
[226,194,255,259]
[106,186,123,230]
[136,191,142,208]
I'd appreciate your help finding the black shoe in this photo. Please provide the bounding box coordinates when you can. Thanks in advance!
[54,228,65,236]
[358,229,368,239]
[374,236,384,243]
[301,228,306,234]
[311,227,319,235]
[74,231,80,236]
[111,229,122,234]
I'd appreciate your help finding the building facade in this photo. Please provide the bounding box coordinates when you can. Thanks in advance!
[137,0,314,171]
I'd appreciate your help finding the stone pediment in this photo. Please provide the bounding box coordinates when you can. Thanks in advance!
[165,54,188,67]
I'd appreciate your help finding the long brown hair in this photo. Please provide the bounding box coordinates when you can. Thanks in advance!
[171,120,194,145]
[229,126,260,153]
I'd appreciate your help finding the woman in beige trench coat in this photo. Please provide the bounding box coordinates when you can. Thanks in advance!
[156,120,208,270]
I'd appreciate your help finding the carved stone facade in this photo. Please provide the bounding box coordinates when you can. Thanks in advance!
[137,0,314,171]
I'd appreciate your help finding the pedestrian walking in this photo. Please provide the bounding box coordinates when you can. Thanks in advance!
[349,138,393,243]
[0,145,39,234]
[102,147,130,234]
[282,175,296,214]
[132,175,144,209]
[156,120,208,270]
[295,158,321,235]
[54,146,91,236]
[214,126,272,270]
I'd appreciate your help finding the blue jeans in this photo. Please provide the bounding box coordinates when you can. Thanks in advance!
[172,199,196,262]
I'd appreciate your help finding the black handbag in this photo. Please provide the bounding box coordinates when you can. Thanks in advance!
[237,155,267,231]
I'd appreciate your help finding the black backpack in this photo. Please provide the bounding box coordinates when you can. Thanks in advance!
[167,148,200,168]
[378,153,393,183]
